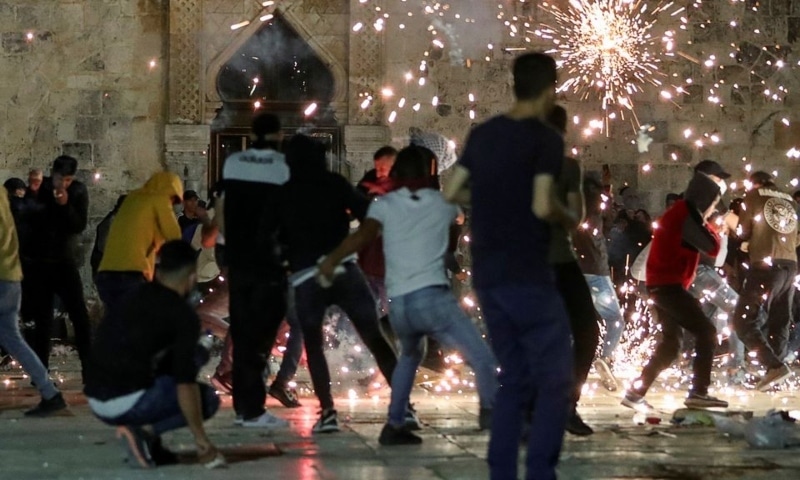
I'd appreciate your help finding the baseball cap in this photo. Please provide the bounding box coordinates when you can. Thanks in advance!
[694,160,731,179]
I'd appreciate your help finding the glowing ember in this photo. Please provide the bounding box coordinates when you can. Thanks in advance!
[536,0,679,129]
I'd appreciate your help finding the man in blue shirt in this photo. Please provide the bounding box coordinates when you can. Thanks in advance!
[444,52,575,480]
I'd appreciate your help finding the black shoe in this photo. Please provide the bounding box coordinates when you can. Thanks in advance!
[268,383,301,408]
[312,409,340,433]
[479,408,492,430]
[565,412,594,436]
[379,423,422,445]
[24,392,67,417]
[149,436,179,466]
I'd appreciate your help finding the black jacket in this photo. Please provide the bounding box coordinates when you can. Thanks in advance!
[279,143,369,272]
[25,177,89,263]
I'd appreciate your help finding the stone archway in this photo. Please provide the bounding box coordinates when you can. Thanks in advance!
[164,0,392,191]
[204,7,349,125]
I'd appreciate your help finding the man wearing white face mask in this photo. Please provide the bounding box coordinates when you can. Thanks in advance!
[731,171,800,391]
[694,160,730,196]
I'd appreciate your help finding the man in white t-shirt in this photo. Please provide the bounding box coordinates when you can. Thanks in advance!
[319,146,497,445]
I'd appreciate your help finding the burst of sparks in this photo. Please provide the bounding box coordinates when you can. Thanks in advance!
[537,0,676,131]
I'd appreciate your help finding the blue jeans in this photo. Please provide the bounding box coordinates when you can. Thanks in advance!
[584,274,625,360]
[688,264,745,367]
[477,283,573,480]
[386,286,497,426]
[93,376,220,435]
[0,281,59,400]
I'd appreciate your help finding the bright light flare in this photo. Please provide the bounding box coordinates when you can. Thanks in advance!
[537,0,676,129]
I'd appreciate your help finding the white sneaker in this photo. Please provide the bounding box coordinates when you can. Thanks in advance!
[241,411,290,428]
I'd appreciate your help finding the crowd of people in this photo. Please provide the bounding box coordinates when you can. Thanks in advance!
[1,51,799,479]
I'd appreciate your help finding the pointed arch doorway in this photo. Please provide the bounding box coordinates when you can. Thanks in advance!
[208,12,345,185]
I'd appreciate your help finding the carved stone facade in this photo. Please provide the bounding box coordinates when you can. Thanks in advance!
[165,0,386,185]
[6,0,800,220]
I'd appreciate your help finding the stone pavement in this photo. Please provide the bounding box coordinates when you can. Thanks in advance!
[2,354,800,479]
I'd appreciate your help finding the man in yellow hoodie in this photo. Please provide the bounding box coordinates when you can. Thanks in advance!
[95,171,183,321]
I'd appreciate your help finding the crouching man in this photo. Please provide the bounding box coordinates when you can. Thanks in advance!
[84,240,224,468]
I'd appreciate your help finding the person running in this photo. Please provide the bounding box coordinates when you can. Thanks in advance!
[573,173,624,391]
[319,147,497,445]
[732,171,799,391]
[0,189,67,417]
[84,241,224,469]
[622,166,730,411]
[279,134,404,434]
[444,52,574,480]
[545,105,600,436]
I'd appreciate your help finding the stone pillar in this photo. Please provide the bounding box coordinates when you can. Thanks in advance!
[166,0,207,192]
[168,0,203,123]
[345,0,388,178]
[165,125,210,195]
[344,125,391,181]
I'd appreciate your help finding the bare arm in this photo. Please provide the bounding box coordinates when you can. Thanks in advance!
[443,165,471,205]
[318,218,382,280]
[177,383,217,457]
[564,190,584,230]
[533,174,578,226]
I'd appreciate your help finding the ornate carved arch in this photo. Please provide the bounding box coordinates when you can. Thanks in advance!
[203,7,348,123]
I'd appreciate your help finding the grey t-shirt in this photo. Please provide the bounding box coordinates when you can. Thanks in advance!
[548,156,581,264]
[367,188,458,297]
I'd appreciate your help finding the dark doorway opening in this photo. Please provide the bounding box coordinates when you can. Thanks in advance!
[209,12,343,186]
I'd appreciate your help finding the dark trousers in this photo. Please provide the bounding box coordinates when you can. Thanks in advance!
[476,283,573,480]
[294,263,397,410]
[634,285,716,396]
[733,262,796,369]
[553,261,601,408]
[23,260,92,376]
[228,268,286,419]
[92,376,219,435]
[95,271,147,325]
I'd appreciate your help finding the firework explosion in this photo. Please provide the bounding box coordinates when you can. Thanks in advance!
[535,0,679,130]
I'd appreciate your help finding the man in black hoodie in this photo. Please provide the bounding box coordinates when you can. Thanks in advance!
[279,135,403,433]
[23,155,91,378]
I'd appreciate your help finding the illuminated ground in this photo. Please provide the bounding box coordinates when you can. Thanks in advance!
[1,351,800,479]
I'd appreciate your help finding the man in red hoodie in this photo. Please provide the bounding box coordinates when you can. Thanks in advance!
[622,162,730,410]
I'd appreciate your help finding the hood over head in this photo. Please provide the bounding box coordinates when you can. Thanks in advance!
[684,172,720,214]
[285,134,327,180]
[139,171,184,203]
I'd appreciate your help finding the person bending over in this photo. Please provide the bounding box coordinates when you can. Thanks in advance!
[84,241,223,469]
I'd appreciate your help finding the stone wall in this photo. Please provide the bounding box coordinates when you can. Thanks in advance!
[7,0,800,290]
[0,0,168,237]
[370,0,800,214]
